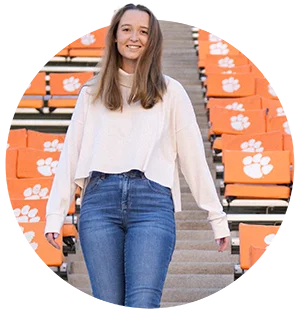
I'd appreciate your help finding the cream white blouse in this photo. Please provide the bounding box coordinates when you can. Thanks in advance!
[45,69,230,239]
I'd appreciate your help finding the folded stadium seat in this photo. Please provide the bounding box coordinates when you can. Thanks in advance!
[6,148,18,179]
[27,130,65,152]
[55,45,70,57]
[204,54,249,68]
[205,64,252,75]
[249,61,265,78]
[198,40,240,68]
[223,150,290,222]
[19,72,46,110]
[19,221,63,267]
[11,199,48,222]
[261,97,285,117]
[7,177,54,200]
[255,78,279,100]
[206,73,256,98]
[48,72,94,110]
[215,131,283,176]
[7,128,27,149]
[239,223,280,271]
[197,29,223,41]
[17,147,61,179]
[266,115,291,135]
[249,245,296,279]
[210,107,266,137]
[68,27,108,58]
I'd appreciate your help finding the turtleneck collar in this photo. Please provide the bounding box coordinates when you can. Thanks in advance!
[119,68,134,88]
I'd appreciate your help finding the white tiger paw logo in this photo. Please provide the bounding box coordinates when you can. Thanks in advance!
[23,184,49,200]
[222,70,237,74]
[63,76,81,92]
[14,205,40,223]
[240,139,264,153]
[243,154,273,179]
[230,114,250,131]
[37,158,58,176]
[208,34,222,42]
[276,107,285,116]
[81,33,96,46]
[218,57,235,68]
[225,102,245,111]
[209,42,229,55]
[268,84,277,97]
[44,139,64,152]
[20,226,38,250]
[283,121,291,135]
[264,233,276,249]
[222,77,240,93]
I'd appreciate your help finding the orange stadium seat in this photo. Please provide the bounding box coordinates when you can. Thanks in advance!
[16,72,46,108]
[55,45,70,57]
[207,95,262,111]
[261,98,285,117]
[224,150,291,200]
[249,245,296,273]
[19,221,63,266]
[7,128,27,149]
[205,54,249,68]
[198,40,240,68]
[205,64,252,75]
[206,73,256,97]
[239,223,280,270]
[249,61,265,78]
[6,148,18,179]
[27,130,65,152]
[17,148,61,179]
[198,29,223,41]
[11,199,48,222]
[255,78,278,100]
[266,115,291,135]
[48,72,93,109]
[210,107,266,136]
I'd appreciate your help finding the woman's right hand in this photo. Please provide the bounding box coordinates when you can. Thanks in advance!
[45,233,61,250]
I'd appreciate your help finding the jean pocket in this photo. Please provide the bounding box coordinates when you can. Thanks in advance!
[84,175,104,196]
[146,178,172,196]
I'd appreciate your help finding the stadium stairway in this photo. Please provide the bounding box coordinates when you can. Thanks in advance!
[66,21,238,307]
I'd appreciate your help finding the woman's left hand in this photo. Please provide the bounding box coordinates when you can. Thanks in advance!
[215,237,229,252]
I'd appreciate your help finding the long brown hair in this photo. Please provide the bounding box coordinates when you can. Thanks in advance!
[92,3,166,111]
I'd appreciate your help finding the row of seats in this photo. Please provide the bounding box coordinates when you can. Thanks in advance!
[54,27,107,58]
[7,129,78,273]
[193,28,292,279]
[19,72,94,110]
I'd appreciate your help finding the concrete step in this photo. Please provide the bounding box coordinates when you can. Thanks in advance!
[68,256,234,275]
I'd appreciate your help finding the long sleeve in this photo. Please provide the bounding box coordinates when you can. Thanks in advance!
[173,82,230,239]
[44,86,89,235]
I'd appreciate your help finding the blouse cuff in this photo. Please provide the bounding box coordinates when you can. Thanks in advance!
[209,216,231,240]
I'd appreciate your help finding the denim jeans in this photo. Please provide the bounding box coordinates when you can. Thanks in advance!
[78,170,176,308]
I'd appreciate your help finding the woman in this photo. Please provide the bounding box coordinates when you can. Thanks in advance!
[45,3,230,308]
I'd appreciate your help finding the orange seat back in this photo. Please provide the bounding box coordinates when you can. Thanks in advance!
[18,99,44,109]
[7,177,54,200]
[210,107,266,135]
[6,148,18,178]
[27,130,65,152]
[69,27,108,49]
[249,245,296,273]
[24,72,46,96]
[19,222,63,266]
[206,73,255,97]
[11,199,48,222]
[239,223,280,270]
[266,115,291,135]
[205,64,252,75]
[205,54,249,68]
[207,95,261,111]
[7,128,27,149]
[221,131,283,163]
[224,150,291,184]
[17,148,61,178]
[255,78,278,99]
[261,98,284,117]
[49,72,94,95]
[249,61,265,78]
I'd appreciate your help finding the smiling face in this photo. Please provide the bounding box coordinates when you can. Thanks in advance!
[115,10,150,73]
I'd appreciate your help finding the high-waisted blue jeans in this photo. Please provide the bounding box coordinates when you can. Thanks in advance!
[78,170,176,308]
